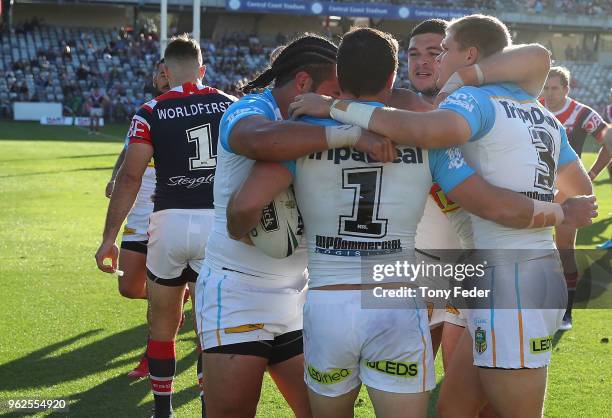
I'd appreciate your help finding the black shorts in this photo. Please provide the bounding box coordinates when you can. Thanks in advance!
[120,240,148,255]
[147,265,198,287]
[203,330,303,365]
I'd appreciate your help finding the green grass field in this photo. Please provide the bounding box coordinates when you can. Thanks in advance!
[0,121,610,417]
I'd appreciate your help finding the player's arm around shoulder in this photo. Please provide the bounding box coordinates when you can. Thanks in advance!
[227,161,294,240]
[226,108,395,163]
[446,44,551,99]
[228,115,327,161]
[447,174,596,230]
[388,87,433,112]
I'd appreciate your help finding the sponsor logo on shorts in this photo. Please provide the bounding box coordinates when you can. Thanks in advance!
[224,324,264,334]
[445,304,460,316]
[123,226,136,235]
[530,335,553,354]
[475,327,487,354]
[307,365,351,385]
[365,360,418,378]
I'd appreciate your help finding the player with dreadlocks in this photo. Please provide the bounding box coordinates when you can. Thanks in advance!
[194,34,394,418]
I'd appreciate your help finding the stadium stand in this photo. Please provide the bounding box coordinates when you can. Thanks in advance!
[1,20,610,121]
[560,61,612,112]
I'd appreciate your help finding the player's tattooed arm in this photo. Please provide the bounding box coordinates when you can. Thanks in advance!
[228,115,395,163]
[95,143,152,273]
[435,44,551,105]
[106,147,127,198]
[227,162,293,240]
[447,174,597,229]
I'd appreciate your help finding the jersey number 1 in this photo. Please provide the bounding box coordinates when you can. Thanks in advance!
[187,124,216,170]
[338,167,388,238]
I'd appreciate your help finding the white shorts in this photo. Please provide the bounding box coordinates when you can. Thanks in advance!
[444,306,467,328]
[122,203,152,242]
[146,209,214,280]
[196,262,307,350]
[429,306,467,328]
[414,252,467,329]
[466,254,566,369]
[90,108,103,117]
[303,290,435,397]
[429,308,445,329]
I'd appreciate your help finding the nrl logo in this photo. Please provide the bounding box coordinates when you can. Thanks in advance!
[475,327,487,354]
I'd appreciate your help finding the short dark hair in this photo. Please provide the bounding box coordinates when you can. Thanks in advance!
[410,19,448,39]
[163,34,202,64]
[337,28,398,98]
[242,34,337,93]
[448,14,511,58]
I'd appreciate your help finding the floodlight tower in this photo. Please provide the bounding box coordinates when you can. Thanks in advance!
[160,0,168,55]
[193,0,201,44]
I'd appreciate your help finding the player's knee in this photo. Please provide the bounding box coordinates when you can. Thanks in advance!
[118,279,144,299]
[437,395,476,418]
[207,396,257,418]
[436,397,454,418]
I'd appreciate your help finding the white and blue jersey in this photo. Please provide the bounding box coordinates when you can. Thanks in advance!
[440,83,578,250]
[205,88,308,281]
[284,103,475,287]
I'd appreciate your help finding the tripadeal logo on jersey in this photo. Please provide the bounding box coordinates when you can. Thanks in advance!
[308,146,423,165]
[498,100,559,130]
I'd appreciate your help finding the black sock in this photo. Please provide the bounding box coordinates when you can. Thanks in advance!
[196,343,206,418]
[565,272,578,317]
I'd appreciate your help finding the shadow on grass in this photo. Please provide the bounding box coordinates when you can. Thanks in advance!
[0,153,120,164]
[576,217,612,247]
[0,166,114,178]
[553,329,568,349]
[0,317,202,417]
[575,249,612,309]
[0,122,126,143]
[55,345,201,417]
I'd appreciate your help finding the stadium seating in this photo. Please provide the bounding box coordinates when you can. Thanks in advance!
[560,61,612,112]
[1,23,610,121]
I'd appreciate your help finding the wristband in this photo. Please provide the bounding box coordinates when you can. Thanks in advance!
[528,200,565,228]
[325,125,362,149]
[329,100,376,130]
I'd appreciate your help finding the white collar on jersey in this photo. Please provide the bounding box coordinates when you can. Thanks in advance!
[169,81,207,94]
[553,97,572,116]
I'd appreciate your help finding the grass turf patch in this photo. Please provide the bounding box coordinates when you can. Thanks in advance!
[0,123,610,417]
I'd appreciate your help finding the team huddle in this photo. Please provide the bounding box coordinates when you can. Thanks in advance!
[95,13,608,418]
